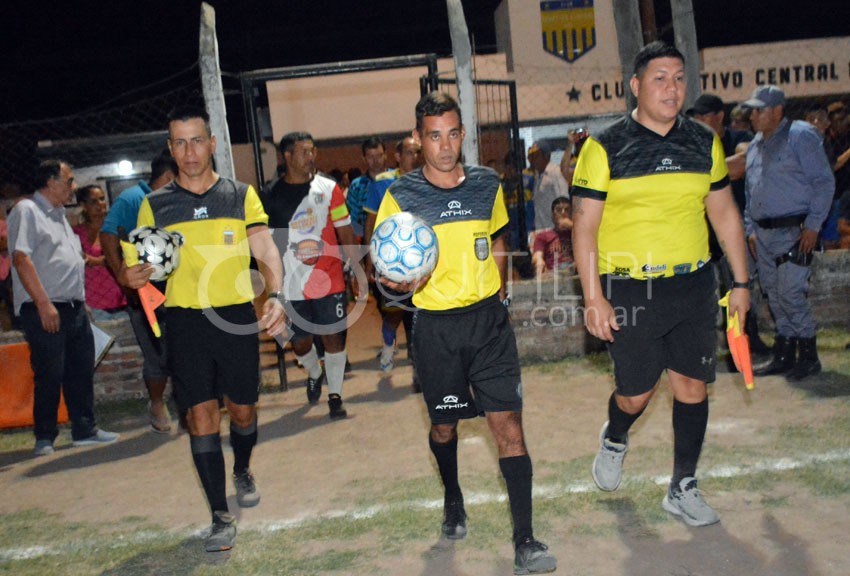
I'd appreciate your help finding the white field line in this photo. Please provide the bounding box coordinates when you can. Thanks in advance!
[2,448,849,562]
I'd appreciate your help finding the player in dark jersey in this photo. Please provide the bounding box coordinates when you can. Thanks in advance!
[375,92,556,575]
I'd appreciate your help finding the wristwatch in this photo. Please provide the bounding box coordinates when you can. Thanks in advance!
[268,291,283,301]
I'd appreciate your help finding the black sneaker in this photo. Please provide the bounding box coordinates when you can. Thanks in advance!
[441,498,467,540]
[328,393,348,420]
[234,469,260,508]
[513,537,557,575]
[306,370,325,405]
[205,511,236,552]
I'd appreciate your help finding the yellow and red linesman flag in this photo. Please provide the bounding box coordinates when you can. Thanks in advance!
[120,240,167,337]
[718,291,755,390]
[540,0,596,63]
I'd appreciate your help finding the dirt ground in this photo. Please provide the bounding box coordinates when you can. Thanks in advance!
[1,299,849,575]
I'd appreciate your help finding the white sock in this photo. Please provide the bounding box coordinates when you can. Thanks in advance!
[324,350,347,396]
[297,344,322,380]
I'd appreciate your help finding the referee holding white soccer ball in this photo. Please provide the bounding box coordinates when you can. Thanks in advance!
[124,105,286,554]
[374,92,556,575]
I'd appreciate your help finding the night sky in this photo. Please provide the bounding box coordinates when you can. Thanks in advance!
[1,0,847,124]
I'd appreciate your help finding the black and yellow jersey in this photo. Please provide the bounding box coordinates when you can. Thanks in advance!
[572,114,729,279]
[375,165,508,311]
[137,177,268,309]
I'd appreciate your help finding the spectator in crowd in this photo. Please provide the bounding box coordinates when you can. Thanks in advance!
[125,106,286,553]
[72,185,127,322]
[532,196,573,276]
[559,127,589,183]
[363,136,421,379]
[346,137,386,242]
[729,104,752,133]
[527,139,569,232]
[821,102,850,249]
[745,86,834,381]
[375,92,556,574]
[573,41,749,528]
[101,150,178,433]
[502,150,535,254]
[805,108,831,139]
[8,159,120,456]
[687,94,770,358]
[0,182,24,329]
[262,132,361,419]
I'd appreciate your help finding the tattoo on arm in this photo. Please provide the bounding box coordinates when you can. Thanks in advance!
[572,196,584,215]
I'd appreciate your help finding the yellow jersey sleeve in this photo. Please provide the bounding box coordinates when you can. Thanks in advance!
[244,185,269,227]
[571,138,610,200]
[709,134,730,190]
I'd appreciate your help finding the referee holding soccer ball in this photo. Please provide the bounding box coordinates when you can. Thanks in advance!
[375,92,556,575]
[124,105,286,554]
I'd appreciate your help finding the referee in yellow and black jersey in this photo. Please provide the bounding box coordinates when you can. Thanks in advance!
[375,92,556,575]
[572,42,750,527]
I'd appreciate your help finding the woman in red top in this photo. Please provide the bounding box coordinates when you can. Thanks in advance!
[73,185,127,321]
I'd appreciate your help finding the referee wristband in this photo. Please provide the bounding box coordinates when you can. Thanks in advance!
[731,281,749,289]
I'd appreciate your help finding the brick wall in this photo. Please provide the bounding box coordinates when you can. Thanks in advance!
[2,250,848,400]
[511,249,850,363]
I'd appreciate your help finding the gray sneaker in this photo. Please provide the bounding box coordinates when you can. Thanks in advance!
[72,429,120,447]
[205,511,237,552]
[234,470,260,508]
[591,421,627,491]
[33,439,54,456]
[662,476,720,527]
[514,537,557,575]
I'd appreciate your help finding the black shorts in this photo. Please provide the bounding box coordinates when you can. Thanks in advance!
[284,292,348,340]
[413,294,523,424]
[603,265,717,397]
[165,304,260,411]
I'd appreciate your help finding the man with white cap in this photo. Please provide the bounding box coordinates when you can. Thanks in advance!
[744,85,834,380]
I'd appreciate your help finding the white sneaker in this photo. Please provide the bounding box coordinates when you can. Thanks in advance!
[380,344,395,372]
[72,429,120,447]
[591,421,628,491]
[662,476,720,527]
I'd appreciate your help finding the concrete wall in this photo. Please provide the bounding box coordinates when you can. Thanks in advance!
[2,251,848,400]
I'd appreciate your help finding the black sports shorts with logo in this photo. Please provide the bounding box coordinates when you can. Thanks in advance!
[602,264,718,397]
[413,294,523,424]
[166,303,260,411]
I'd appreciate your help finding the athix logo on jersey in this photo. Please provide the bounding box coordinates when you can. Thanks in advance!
[435,394,469,411]
[440,200,472,218]
[193,206,209,220]
[655,157,682,172]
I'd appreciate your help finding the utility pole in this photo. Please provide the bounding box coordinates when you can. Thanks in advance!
[670,0,701,107]
[199,2,235,180]
[612,0,643,112]
[638,0,657,43]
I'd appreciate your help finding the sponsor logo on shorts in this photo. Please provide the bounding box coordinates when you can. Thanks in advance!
[701,356,714,365]
[673,263,692,275]
[640,263,667,275]
[435,394,469,411]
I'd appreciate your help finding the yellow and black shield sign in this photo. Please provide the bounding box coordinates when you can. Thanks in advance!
[540,0,596,63]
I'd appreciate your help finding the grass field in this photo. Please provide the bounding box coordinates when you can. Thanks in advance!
[2,329,849,575]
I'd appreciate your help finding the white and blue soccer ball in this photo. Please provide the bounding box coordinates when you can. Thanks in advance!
[370,212,438,284]
[129,226,185,281]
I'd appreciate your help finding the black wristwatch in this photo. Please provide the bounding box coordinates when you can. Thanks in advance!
[268,291,283,301]
[731,281,749,290]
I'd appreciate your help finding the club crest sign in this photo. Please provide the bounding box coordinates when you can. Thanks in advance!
[540,0,596,63]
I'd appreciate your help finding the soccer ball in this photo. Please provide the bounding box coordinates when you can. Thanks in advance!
[370,212,438,284]
[128,226,185,281]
